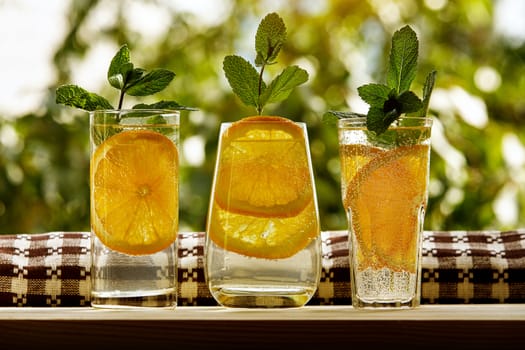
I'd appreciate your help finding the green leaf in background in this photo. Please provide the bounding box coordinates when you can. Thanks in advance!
[255,12,287,66]
[386,25,418,94]
[357,83,391,107]
[223,55,264,110]
[125,68,175,96]
[55,84,114,111]
[260,65,308,106]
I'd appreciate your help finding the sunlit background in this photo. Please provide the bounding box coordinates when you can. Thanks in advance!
[1,0,524,234]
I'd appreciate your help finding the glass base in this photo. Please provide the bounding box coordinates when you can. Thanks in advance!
[90,234,177,309]
[210,285,315,308]
[352,296,419,309]
[350,267,421,309]
[91,289,176,308]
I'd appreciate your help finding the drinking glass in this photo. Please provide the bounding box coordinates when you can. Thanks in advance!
[89,109,180,308]
[205,117,321,308]
[338,115,432,308]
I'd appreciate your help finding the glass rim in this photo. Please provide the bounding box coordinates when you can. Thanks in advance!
[220,116,305,125]
[337,115,432,127]
[219,120,308,133]
[218,118,308,136]
[89,109,181,116]
[220,120,306,124]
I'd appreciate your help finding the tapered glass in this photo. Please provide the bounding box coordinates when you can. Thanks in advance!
[205,117,321,308]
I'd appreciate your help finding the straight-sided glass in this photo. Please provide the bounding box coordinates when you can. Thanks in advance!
[205,117,321,308]
[338,115,432,308]
[90,109,179,308]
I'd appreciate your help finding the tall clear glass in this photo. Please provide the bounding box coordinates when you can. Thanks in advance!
[205,117,321,308]
[89,109,179,308]
[338,115,432,308]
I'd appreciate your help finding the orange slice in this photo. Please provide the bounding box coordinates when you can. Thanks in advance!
[91,129,179,255]
[339,144,384,196]
[208,200,319,259]
[214,116,313,218]
[208,115,319,259]
[345,144,429,272]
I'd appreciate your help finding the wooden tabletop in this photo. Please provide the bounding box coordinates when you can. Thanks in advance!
[1,305,524,348]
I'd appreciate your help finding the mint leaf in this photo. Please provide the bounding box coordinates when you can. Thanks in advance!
[357,84,392,107]
[146,115,168,125]
[397,90,423,113]
[107,63,133,90]
[255,12,286,66]
[56,84,113,111]
[124,68,146,88]
[365,90,421,135]
[260,65,308,106]
[422,70,437,103]
[366,107,400,135]
[366,107,391,135]
[108,45,130,78]
[107,44,132,89]
[133,101,198,111]
[323,111,365,125]
[125,69,175,96]
[223,55,263,110]
[322,111,340,125]
[56,43,195,113]
[414,70,437,117]
[386,25,418,94]
[224,12,308,115]
[327,25,436,135]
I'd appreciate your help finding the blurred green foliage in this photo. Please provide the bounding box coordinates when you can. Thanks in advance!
[1,0,524,234]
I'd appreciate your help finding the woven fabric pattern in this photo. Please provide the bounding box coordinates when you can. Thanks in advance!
[1,230,524,306]
[421,229,525,304]
[0,232,91,306]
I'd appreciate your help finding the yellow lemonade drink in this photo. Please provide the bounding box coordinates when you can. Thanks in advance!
[205,116,321,308]
[338,116,432,308]
[90,110,179,308]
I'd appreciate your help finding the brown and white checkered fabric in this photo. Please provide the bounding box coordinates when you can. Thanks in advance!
[421,229,525,304]
[1,229,524,306]
[177,231,214,306]
[0,232,91,306]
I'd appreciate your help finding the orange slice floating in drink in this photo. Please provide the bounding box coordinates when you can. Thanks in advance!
[214,116,313,218]
[345,144,429,272]
[208,200,319,259]
[91,130,179,255]
[208,116,319,259]
[339,144,384,193]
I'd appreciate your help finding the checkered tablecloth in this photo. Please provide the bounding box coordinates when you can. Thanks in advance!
[1,230,524,306]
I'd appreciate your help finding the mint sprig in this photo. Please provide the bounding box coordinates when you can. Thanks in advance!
[55,84,114,111]
[223,12,308,115]
[324,25,436,135]
[56,44,195,112]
